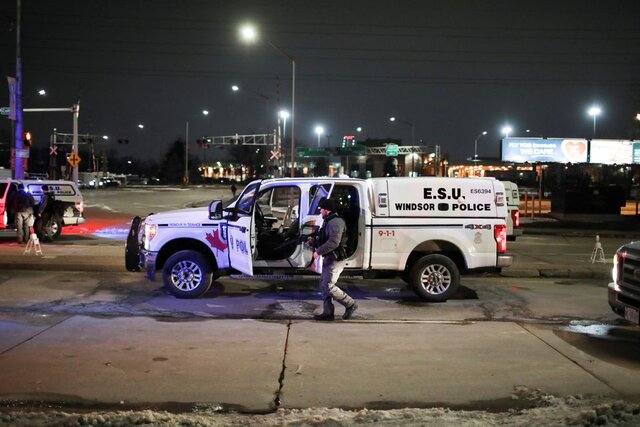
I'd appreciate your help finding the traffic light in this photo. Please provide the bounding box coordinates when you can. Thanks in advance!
[23,131,32,147]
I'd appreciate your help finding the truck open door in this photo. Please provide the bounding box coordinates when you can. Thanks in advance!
[297,181,336,273]
[227,181,261,276]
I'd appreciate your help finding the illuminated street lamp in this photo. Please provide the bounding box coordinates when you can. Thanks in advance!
[137,124,144,129]
[240,23,296,177]
[501,125,513,139]
[473,131,487,162]
[315,125,324,148]
[588,105,602,137]
[38,89,46,96]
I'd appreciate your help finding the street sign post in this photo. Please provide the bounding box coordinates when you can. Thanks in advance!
[67,151,81,168]
[385,144,399,156]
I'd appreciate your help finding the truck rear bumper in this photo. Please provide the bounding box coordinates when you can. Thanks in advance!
[497,255,513,268]
[63,216,86,226]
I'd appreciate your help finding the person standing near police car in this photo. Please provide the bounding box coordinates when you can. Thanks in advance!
[309,197,358,321]
[35,185,56,238]
[9,184,35,243]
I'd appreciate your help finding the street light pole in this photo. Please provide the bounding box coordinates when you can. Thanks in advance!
[185,121,189,185]
[266,42,296,177]
[315,125,324,148]
[588,105,601,137]
[390,116,415,175]
[473,131,487,162]
[239,24,296,177]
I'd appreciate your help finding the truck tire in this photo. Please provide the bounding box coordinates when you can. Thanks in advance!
[162,250,213,298]
[49,215,63,239]
[37,215,63,242]
[409,254,460,302]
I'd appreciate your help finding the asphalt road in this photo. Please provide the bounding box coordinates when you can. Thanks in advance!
[0,185,639,414]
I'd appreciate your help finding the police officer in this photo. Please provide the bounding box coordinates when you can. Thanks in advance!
[9,184,35,243]
[309,197,358,321]
[35,184,56,238]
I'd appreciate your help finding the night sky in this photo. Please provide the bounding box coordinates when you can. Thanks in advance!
[1,0,639,165]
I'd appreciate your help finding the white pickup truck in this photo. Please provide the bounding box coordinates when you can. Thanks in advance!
[126,177,512,302]
[0,179,85,241]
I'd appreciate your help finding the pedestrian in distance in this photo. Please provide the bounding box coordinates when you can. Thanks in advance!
[35,184,56,239]
[9,184,35,244]
[230,181,237,198]
[308,197,358,321]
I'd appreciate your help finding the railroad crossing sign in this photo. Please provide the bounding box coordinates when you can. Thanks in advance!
[270,150,281,160]
[67,151,81,168]
[49,145,58,156]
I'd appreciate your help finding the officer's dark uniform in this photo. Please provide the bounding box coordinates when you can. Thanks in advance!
[312,197,358,321]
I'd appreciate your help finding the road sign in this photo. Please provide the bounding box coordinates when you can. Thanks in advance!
[0,107,9,116]
[385,144,399,156]
[296,148,331,157]
[50,145,58,156]
[270,150,281,160]
[67,151,81,168]
[15,149,29,158]
[336,146,366,156]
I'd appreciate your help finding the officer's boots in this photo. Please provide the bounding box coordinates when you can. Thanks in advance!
[313,298,335,321]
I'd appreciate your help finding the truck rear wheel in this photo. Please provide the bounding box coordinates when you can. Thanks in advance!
[409,254,460,302]
[162,250,213,298]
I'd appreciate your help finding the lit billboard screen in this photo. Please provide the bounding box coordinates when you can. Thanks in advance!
[589,139,634,164]
[634,142,640,164]
[501,138,588,163]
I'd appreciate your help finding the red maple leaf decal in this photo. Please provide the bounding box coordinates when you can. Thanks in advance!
[205,229,228,251]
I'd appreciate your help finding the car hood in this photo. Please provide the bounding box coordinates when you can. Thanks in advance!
[145,207,211,223]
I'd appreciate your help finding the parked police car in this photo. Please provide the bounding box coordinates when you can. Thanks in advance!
[126,177,512,302]
[501,181,522,241]
[0,179,85,241]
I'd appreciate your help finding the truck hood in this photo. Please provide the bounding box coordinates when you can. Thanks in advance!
[145,207,211,223]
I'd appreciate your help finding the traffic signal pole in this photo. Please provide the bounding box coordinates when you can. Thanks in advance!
[24,103,80,182]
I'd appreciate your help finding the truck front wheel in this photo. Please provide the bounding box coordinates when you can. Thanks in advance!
[409,254,460,302]
[162,250,213,298]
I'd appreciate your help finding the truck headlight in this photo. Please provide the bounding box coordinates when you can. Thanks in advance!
[612,252,625,284]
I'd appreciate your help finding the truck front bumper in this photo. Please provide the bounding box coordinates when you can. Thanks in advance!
[141,249,157,281]
[608,281,640,324]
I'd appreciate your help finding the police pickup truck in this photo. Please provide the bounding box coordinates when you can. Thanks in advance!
[0,179,85,241]
[609,241,640,324]
[126,177,512,302]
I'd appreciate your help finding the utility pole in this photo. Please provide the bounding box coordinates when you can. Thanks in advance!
[14,0,24,179]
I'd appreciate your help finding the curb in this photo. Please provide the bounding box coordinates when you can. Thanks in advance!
[500,267,610,280]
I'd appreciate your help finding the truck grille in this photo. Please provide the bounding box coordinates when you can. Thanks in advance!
[618,248,640,304]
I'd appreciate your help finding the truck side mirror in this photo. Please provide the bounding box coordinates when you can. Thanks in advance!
[208,200,223,220]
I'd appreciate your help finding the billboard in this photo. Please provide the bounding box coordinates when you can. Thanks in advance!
[501,138,588,163]
[589,139,634,164]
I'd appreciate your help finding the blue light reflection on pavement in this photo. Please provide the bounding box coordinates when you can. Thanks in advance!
[93,226,129,240]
